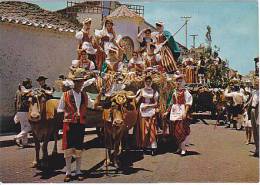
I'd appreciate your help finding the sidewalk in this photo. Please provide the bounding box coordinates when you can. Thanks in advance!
[0,128,97,147]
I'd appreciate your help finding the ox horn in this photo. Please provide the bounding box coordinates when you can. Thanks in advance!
[126,95,136,99]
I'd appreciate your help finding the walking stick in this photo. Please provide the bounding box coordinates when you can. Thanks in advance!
[100,73,108,176]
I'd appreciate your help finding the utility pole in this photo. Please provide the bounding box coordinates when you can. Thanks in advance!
[181,16,191,48]
[189,34,198,48]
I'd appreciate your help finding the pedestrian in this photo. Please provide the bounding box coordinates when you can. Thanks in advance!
[57,69,102,182]
[249,78,259,157]
[36,75,52,91]
[14,78,32,148]
[224,84,246,130]
[136,75,159,156]
[241,87,252,144]
[163,72,193,156]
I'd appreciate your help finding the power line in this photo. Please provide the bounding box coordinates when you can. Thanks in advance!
[181,16,191,48]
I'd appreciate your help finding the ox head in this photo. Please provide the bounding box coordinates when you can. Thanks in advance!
[104,91,136,127]
[27,88,47,122]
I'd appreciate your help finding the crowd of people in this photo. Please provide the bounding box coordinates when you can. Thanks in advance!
[13,17,259,182]
[219,79,259,157]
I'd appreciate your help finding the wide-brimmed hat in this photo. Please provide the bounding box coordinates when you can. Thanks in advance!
[36,76,48,82]
[108,46,118,53]
[22,78,32,87]
[70,68,86,81]
[105,18,114,25]
[82,42,97,54]
[83,18,92,24]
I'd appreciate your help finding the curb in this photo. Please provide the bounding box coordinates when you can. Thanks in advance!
[0,128,98,148]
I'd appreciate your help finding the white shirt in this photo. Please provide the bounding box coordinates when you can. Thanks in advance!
[251,90,259,107]
[82,60,95,71]
[57,90,95,114]
[169,89,193,121]
[224,89,246,106]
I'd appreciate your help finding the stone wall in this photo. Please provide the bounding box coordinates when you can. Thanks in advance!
[0,23,77,132]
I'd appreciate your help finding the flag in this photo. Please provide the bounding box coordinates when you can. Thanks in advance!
[163,30,181,58]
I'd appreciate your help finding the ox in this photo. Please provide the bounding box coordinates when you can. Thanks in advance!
[27,89,62,168]
[102,91,138,168]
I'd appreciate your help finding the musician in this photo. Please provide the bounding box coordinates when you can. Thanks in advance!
[163,72,193,156]
[136,76,159,156]
[14,78,32,147]
[36,76,53,100]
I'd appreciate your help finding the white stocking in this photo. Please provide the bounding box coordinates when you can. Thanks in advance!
[65,156,72,176]
[76,157,82,175]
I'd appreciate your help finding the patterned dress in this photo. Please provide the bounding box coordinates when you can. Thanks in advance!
[136,88,159,149]
[168,89,193,145]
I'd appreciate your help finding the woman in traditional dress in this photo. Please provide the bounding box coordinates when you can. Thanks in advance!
[75,18,99,69]
[143,44,163,71]
[95,18,121,56]
[164,73,193,156]
[128,51,144,73]
[136,76,159,156]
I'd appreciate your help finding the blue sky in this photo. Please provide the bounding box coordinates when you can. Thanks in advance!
[11,0,259,75]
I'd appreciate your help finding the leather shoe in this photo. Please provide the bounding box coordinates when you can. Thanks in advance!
[64,175,72,182]
[77,174,84,181]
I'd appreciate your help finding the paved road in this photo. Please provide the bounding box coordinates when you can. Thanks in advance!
[0,120,258,183]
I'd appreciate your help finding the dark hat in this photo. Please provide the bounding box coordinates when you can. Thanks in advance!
[58,75,66,80]
[22,78,32,87]
[150,43,156,49]
[144,28,151,33]
[36,76,48,82]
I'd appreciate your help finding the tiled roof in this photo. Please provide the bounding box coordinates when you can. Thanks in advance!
[107,5,144,21]
[0,1,81,32]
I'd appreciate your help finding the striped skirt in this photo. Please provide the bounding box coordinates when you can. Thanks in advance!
[169,120,190,145]
[136,116,157,148]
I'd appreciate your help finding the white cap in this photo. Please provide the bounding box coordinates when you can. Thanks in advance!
[72,60,79,67]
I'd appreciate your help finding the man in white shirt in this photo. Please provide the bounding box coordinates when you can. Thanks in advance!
[224,85,246,130]
[57,70,101,182]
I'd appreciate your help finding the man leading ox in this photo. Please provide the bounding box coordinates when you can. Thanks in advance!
[57,70,101,182]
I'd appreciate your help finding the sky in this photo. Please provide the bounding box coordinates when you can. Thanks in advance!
[5,0,259,75]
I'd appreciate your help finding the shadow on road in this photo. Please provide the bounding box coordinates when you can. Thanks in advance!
[156,136,200,156]
[83,137,104,150]
[84,150,150,178]
[33,153,66,179]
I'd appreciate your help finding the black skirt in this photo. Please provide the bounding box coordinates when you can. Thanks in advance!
[232,105,243,117]
[66,124,85,150]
